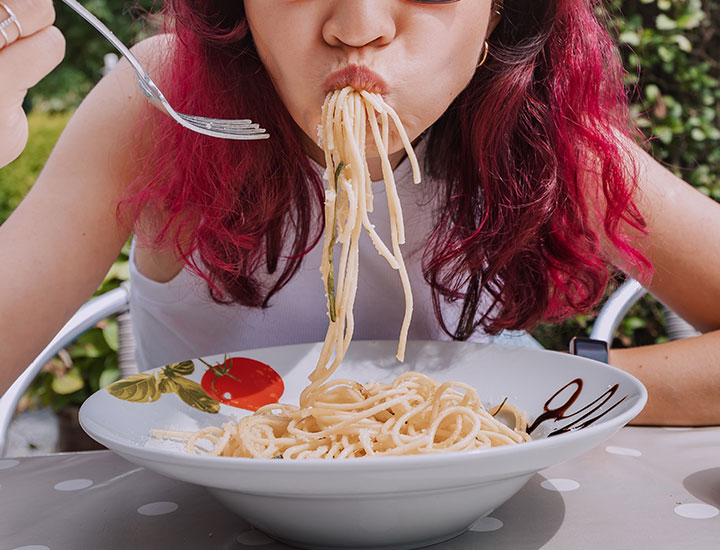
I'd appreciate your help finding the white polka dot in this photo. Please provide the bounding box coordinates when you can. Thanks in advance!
[223,392,232,400]
[0,459,19,470]
[469,516,504,532]
[236,529,274,545]
[605,446,642,457]
[137,501,179,516]
[11,546,50,550]
[674,503,719,519]
[54,479,93,491]
[541,478,580,492]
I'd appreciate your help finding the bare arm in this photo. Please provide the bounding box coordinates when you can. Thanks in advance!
[0,36,167,394]
[611,333,720,425]
[601,146,720,425]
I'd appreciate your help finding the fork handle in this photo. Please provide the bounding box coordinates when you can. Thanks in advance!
[60,0,153,86]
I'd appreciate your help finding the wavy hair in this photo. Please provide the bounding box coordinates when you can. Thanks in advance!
[424,0,650,337]
[121,0,650,338]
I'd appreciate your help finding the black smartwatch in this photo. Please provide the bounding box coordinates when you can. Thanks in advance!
[569,337,609,364]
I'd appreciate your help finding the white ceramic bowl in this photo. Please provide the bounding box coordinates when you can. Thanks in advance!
[80,340,646,550]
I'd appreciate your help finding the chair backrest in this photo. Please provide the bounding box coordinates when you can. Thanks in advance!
[590,279,647,342]
[0,284,131,455]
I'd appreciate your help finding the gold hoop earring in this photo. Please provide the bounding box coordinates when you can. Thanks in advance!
[477,40,489,68]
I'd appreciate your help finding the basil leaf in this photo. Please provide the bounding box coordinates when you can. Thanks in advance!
[174,377,220,414]
[106,373,161,403]
[165,360,195,376]
[158,372,179,394]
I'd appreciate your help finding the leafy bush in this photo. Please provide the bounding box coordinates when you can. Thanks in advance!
[534,0,720,350]
[613,0,720,198]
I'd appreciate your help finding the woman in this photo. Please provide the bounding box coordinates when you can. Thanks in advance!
[0,0,65,167]
[2,0,719,426]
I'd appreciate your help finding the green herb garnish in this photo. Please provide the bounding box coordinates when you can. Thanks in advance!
[326,162,345,323]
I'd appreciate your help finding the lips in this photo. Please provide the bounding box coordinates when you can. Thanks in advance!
[323,65,389,95]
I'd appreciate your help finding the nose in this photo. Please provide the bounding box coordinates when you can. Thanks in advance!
[322,0,397,51]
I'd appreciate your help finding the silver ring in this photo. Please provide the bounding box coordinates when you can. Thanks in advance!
[0,2,22,51]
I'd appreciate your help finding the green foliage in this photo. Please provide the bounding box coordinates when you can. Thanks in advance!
[31,0,157,112]
[534,0,720,351]
[610,0,720,199]
[0,112,72,223]
[28,324,120,412]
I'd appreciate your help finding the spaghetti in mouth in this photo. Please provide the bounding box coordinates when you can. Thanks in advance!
[152,87,531,458]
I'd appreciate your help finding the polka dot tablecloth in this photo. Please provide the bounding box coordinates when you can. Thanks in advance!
[1,427,719,549]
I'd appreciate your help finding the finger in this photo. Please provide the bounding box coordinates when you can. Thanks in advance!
[0,105,28,167]
[0,26,65,98]
[0,0,55,45]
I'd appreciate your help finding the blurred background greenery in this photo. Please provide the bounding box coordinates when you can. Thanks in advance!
[30,0,157,111]
[0,0,718,412]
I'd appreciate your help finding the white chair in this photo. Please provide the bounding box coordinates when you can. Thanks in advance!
[0,279,658,456]
[0,283,132,455]
[589,279,647,342]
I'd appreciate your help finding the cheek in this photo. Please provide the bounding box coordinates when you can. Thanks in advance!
[384,59,478,149]
[258,48,327,143]
[382,22,484,145]
[295,96,327,145]
[246,12,323,137]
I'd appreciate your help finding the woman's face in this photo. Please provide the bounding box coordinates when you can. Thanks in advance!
[244,0,499,169]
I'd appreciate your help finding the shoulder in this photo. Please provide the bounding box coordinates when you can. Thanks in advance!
[33,33,182,218]
[81,32,177,118]
[94,33,176,113]
[127,33,177,75]
[57,33,179,179]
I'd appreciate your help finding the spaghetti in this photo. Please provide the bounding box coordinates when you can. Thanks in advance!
[152,371,530,458]
[151,89,531,458]
[308,87,420,404]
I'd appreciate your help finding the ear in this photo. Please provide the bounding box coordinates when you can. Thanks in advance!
[486,2,503,37]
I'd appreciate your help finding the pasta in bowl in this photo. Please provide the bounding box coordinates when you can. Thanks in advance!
[79,339,647,550]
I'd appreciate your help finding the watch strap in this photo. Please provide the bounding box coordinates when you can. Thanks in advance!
[569,337,609,364]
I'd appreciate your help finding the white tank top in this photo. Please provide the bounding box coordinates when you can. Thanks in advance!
[129,150,538,370]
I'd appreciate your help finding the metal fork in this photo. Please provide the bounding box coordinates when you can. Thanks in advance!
[60,0,269,141]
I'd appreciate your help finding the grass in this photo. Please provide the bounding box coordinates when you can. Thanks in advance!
[0,111,72,224]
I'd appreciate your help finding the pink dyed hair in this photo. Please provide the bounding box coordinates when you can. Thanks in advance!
[122,0,325,307]
[424,0,651,337]
[121,0,650,338]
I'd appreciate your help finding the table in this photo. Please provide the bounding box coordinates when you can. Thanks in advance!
[2,426,719,549]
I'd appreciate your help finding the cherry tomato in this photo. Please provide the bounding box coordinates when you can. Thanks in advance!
[200,357,284,411]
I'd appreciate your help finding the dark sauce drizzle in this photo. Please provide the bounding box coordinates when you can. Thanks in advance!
[526,378,628,437]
